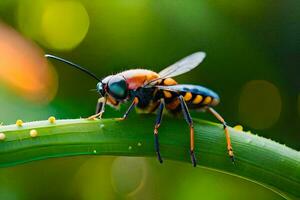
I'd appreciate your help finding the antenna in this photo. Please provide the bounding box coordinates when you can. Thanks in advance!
[45,54,101,82]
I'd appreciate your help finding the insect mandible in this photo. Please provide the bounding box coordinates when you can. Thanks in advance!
[45,52,234,167]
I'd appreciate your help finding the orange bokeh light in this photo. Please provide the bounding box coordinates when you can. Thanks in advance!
[0,22,57,103]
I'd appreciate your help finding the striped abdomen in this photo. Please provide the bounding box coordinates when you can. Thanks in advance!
[160,84,220,112]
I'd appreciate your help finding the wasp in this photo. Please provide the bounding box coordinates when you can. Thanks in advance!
[45,52,234,167]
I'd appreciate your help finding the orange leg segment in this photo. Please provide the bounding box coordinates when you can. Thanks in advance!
[207,107,235,163]
[179,96,197,167]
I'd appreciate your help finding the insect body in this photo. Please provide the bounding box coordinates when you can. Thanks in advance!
[45,52,234,167]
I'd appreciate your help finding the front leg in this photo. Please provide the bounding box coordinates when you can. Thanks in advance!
[88,97,106,120]
[118,97,139,121]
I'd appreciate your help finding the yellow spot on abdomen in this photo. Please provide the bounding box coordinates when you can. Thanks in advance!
[184,92,192,101]
[211,98,220,106]
[192,95,203,104]
[16,119,23,127]
[163,91,172,98]
[203,96,212,104]
[164,78,177,86]
[30,129,38,137]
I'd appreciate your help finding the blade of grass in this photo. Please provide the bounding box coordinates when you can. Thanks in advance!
[0,116,299,199]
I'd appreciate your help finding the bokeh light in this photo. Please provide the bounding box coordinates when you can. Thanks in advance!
[0,0,298,199]
[238,80,282,130]
[17,0,89,50]
[111,157,147,196]
[0,22,57,103]
[71,157,114,200]
[41,0,89,50]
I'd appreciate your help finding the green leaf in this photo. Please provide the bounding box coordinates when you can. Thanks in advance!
[0,117,299,199]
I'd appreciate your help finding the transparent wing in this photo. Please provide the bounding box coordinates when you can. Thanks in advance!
[158,52,206,78]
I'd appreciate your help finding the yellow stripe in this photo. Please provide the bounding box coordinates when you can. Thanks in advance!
[192,95,203,104]
[163,91,172,98]
[164,78,177,85]
[211,98,220,106]
[184,92,193,101]
[203,96,212,104]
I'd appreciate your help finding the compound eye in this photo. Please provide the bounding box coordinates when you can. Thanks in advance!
[108,75,128,99]
[96,82,105,96]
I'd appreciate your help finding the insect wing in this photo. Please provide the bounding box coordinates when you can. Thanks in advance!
[158,52,206,79]
[153,85,182,93]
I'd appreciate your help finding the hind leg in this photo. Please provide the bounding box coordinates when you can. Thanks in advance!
[207,107,235,163]
[178,96,197,167]
[153,99,165,163]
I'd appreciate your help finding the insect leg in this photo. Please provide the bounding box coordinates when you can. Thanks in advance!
[207,107,235,163]
[119,97,139,120]
[178,95,197,167]
[95,99,103,114]
[153,99,165,163]
[88,97,106,119]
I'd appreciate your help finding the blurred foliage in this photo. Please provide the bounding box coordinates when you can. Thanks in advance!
[0,0,299,199]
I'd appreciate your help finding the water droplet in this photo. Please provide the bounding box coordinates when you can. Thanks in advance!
[0,133,6,140]
[30,129,38,137]
[233,125,243,131]
[48,116,56,123]
[16,119,23,127]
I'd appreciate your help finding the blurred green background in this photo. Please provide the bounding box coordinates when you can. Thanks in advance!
[0,0,299,199]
